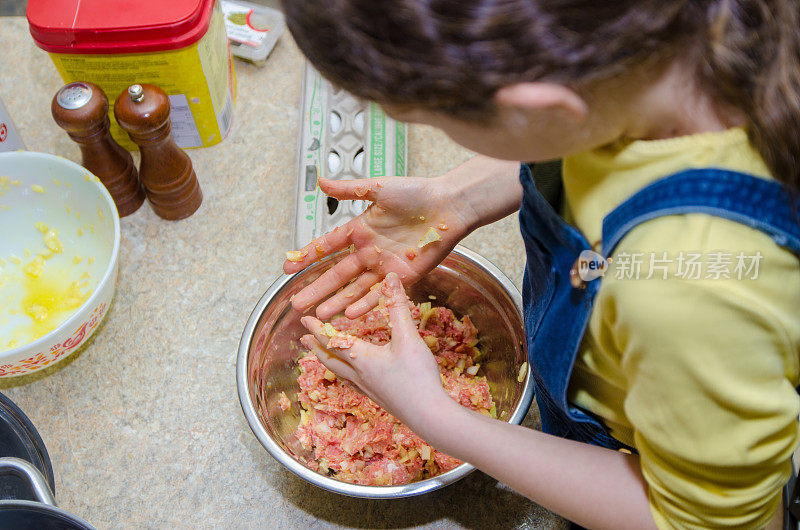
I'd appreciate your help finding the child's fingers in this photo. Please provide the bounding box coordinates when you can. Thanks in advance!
[283,223,355,274]
[291,253,365,311]
[344,286,383,319]
[300,334,359,382]
[319,176,388,202]
[383,273,419,343]
[316,271,382,320]
[300,316,371,359]
[300,316,332,345]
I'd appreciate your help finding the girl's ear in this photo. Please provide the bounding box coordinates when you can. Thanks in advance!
[495,82,588,123]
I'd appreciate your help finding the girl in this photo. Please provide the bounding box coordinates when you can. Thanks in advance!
[281,1,800,528]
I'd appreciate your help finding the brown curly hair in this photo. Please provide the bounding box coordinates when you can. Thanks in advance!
[283,0,800,194]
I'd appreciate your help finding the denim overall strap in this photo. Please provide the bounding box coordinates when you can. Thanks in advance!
[519,164,630,450]
[603,168,800,257]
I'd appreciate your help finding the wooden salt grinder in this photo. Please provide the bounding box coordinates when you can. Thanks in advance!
[51,82,145,217]
[114,84,202,220]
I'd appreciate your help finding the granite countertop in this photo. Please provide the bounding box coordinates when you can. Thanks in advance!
[0,16,565,529]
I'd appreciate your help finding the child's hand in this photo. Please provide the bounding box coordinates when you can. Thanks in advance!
[299,273,448,426]
[284,175,471,320]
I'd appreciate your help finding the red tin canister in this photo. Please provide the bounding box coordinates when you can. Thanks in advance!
[28,0,236,150]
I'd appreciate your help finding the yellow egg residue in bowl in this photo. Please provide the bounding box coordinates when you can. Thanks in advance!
[0,221,101,352]
[0,152,120,377]
[0,169,113,356]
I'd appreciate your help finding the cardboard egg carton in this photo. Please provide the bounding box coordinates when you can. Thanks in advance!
[293,62,407,248]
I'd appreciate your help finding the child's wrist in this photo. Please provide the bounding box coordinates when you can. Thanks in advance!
[436,158,523,233]
[402,388,466,447]
[434,170,483,234]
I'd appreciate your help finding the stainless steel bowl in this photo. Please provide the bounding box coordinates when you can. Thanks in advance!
[237,246,533,498]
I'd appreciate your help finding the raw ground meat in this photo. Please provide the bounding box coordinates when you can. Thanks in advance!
[291,300,496,486]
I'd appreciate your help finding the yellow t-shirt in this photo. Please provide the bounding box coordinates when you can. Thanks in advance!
[562,128,800,529]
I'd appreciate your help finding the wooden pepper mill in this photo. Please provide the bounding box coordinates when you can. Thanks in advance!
[114,84,202,220]
[52,82,145,217]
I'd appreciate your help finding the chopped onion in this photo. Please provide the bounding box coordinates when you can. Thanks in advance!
[517,361,528,382]
[322,323,338,337]
[286,249,308,262]
[423,335,439,350]
[417,227,441,248]
[419,306,435,330]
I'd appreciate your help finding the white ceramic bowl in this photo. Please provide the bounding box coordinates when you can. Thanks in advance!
[0,152,119,377]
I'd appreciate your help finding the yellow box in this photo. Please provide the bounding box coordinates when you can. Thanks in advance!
[31,1,235,150]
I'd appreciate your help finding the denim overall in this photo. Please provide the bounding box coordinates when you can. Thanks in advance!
[519,163,800,526]
[519,162,800,448]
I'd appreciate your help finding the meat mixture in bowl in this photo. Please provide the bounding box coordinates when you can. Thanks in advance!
[290,300,497,486]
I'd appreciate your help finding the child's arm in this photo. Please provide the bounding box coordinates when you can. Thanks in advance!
[416,394,657,530]
[284,156,522,319]
[300,274,658,530]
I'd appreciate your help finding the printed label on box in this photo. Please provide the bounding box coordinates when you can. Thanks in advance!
[169,94,203,148]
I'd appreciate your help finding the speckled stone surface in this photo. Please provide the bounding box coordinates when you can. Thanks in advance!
[0,17,565,529]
